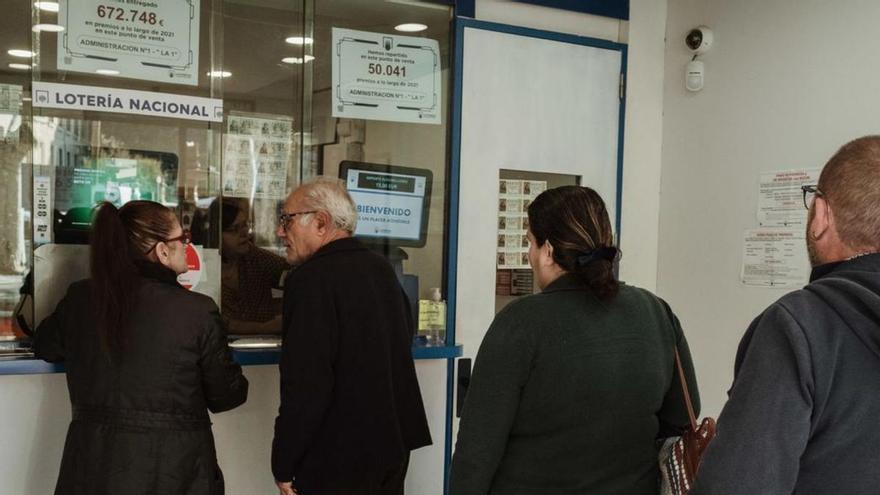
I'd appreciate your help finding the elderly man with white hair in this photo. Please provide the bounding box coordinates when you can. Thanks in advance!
[271,177,431,495]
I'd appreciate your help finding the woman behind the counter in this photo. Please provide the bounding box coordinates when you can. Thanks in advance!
[35,200,248,495]
[449,186,700,494]
[197,197,288,335]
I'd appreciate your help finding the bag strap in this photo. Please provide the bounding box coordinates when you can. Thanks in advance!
[674,347,699,431]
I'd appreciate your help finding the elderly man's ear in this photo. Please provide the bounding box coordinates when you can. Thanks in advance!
[314,210,333,234]
[810,196,833,241]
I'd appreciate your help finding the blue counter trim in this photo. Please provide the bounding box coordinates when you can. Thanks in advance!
[413,345,463,360]
[0,359,63,375]
[0,345,464,376]
[231,349,283,366]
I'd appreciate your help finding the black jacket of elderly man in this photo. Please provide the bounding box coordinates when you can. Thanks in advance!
[271,237,432,494]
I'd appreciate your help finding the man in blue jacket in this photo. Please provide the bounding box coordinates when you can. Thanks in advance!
[271,177,431,495]
[693,136,880,494]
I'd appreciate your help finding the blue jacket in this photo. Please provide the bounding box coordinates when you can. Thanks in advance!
[693,253,880,494]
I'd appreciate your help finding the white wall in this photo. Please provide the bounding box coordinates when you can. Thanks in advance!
[619,0,668,291]
[455,28,623,368]
[0,362,445,494]
[658,0,880,417]
[477,0,668,292]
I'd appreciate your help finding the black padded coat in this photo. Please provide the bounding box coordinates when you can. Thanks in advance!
[271,237,432,493]
[34,262,248,495]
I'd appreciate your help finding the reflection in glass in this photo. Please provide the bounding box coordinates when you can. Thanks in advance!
[196,198,288,335]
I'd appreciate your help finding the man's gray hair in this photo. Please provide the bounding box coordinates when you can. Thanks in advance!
[297,176,358,233]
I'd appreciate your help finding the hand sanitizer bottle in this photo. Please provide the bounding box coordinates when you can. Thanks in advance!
[418,288,446,346]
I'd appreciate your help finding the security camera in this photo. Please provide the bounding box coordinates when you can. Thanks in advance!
[685,26,713,54]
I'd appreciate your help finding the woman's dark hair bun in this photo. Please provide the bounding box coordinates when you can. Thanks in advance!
[527,186,620,301]
[576,246,619,267]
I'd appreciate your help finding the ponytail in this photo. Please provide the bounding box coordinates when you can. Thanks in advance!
[528,186,621,302]
[90,202,138,354]
[572,246,620,302]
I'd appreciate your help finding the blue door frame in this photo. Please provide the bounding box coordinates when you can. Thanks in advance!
[443,14,628,495]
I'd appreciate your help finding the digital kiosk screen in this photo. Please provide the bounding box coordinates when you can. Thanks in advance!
[56,150,179,212]
[339,161,432,248]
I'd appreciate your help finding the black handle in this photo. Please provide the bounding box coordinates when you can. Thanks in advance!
[456,358,472,418]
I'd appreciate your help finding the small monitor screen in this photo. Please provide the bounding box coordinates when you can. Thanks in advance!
[56,150,179,212]
[340,161,432,248]
[52,149,179,244]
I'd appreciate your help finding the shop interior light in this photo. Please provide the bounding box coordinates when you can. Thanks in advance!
[207,70,232,78]
[8,63,31,70]
[281,55,315,64]
[8,49,35,58]
[34,1,60,12]
[285,36,313,45]
[96,69,120,75]
[394,23,428,32]
[32,24,65,33]
[385,0,448,10]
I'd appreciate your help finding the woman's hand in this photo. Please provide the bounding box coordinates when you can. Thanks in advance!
[276,480,297,495]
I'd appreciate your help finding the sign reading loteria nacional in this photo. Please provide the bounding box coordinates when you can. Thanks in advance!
[32,82,223,122]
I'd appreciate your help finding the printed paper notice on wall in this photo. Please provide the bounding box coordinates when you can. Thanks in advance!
[757,168,820,227]
[741,229,809,288]
[58,0,200,86]
[331,27,441,124]
[34,176,53,245]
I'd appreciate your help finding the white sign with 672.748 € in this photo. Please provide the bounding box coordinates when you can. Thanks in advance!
[58,0,200,86]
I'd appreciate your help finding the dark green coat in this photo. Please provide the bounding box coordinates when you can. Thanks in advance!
[450,274,699,495]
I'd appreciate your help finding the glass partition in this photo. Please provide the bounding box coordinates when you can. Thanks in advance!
[1,0,453,355]
[307,0,453,316]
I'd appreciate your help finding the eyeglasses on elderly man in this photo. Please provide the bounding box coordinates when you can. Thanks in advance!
[277,210,317,231]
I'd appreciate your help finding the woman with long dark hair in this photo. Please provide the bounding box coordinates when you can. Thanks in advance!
[196,197,288,335]
[450,186,700,494]
[34,200,248,495]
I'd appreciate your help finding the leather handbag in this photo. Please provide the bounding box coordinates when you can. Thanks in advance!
[658,348,716,495]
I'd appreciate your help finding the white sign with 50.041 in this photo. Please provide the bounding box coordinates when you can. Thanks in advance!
[332,28,441,125]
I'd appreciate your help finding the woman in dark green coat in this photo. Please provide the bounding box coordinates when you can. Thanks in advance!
[450,186,700,495]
